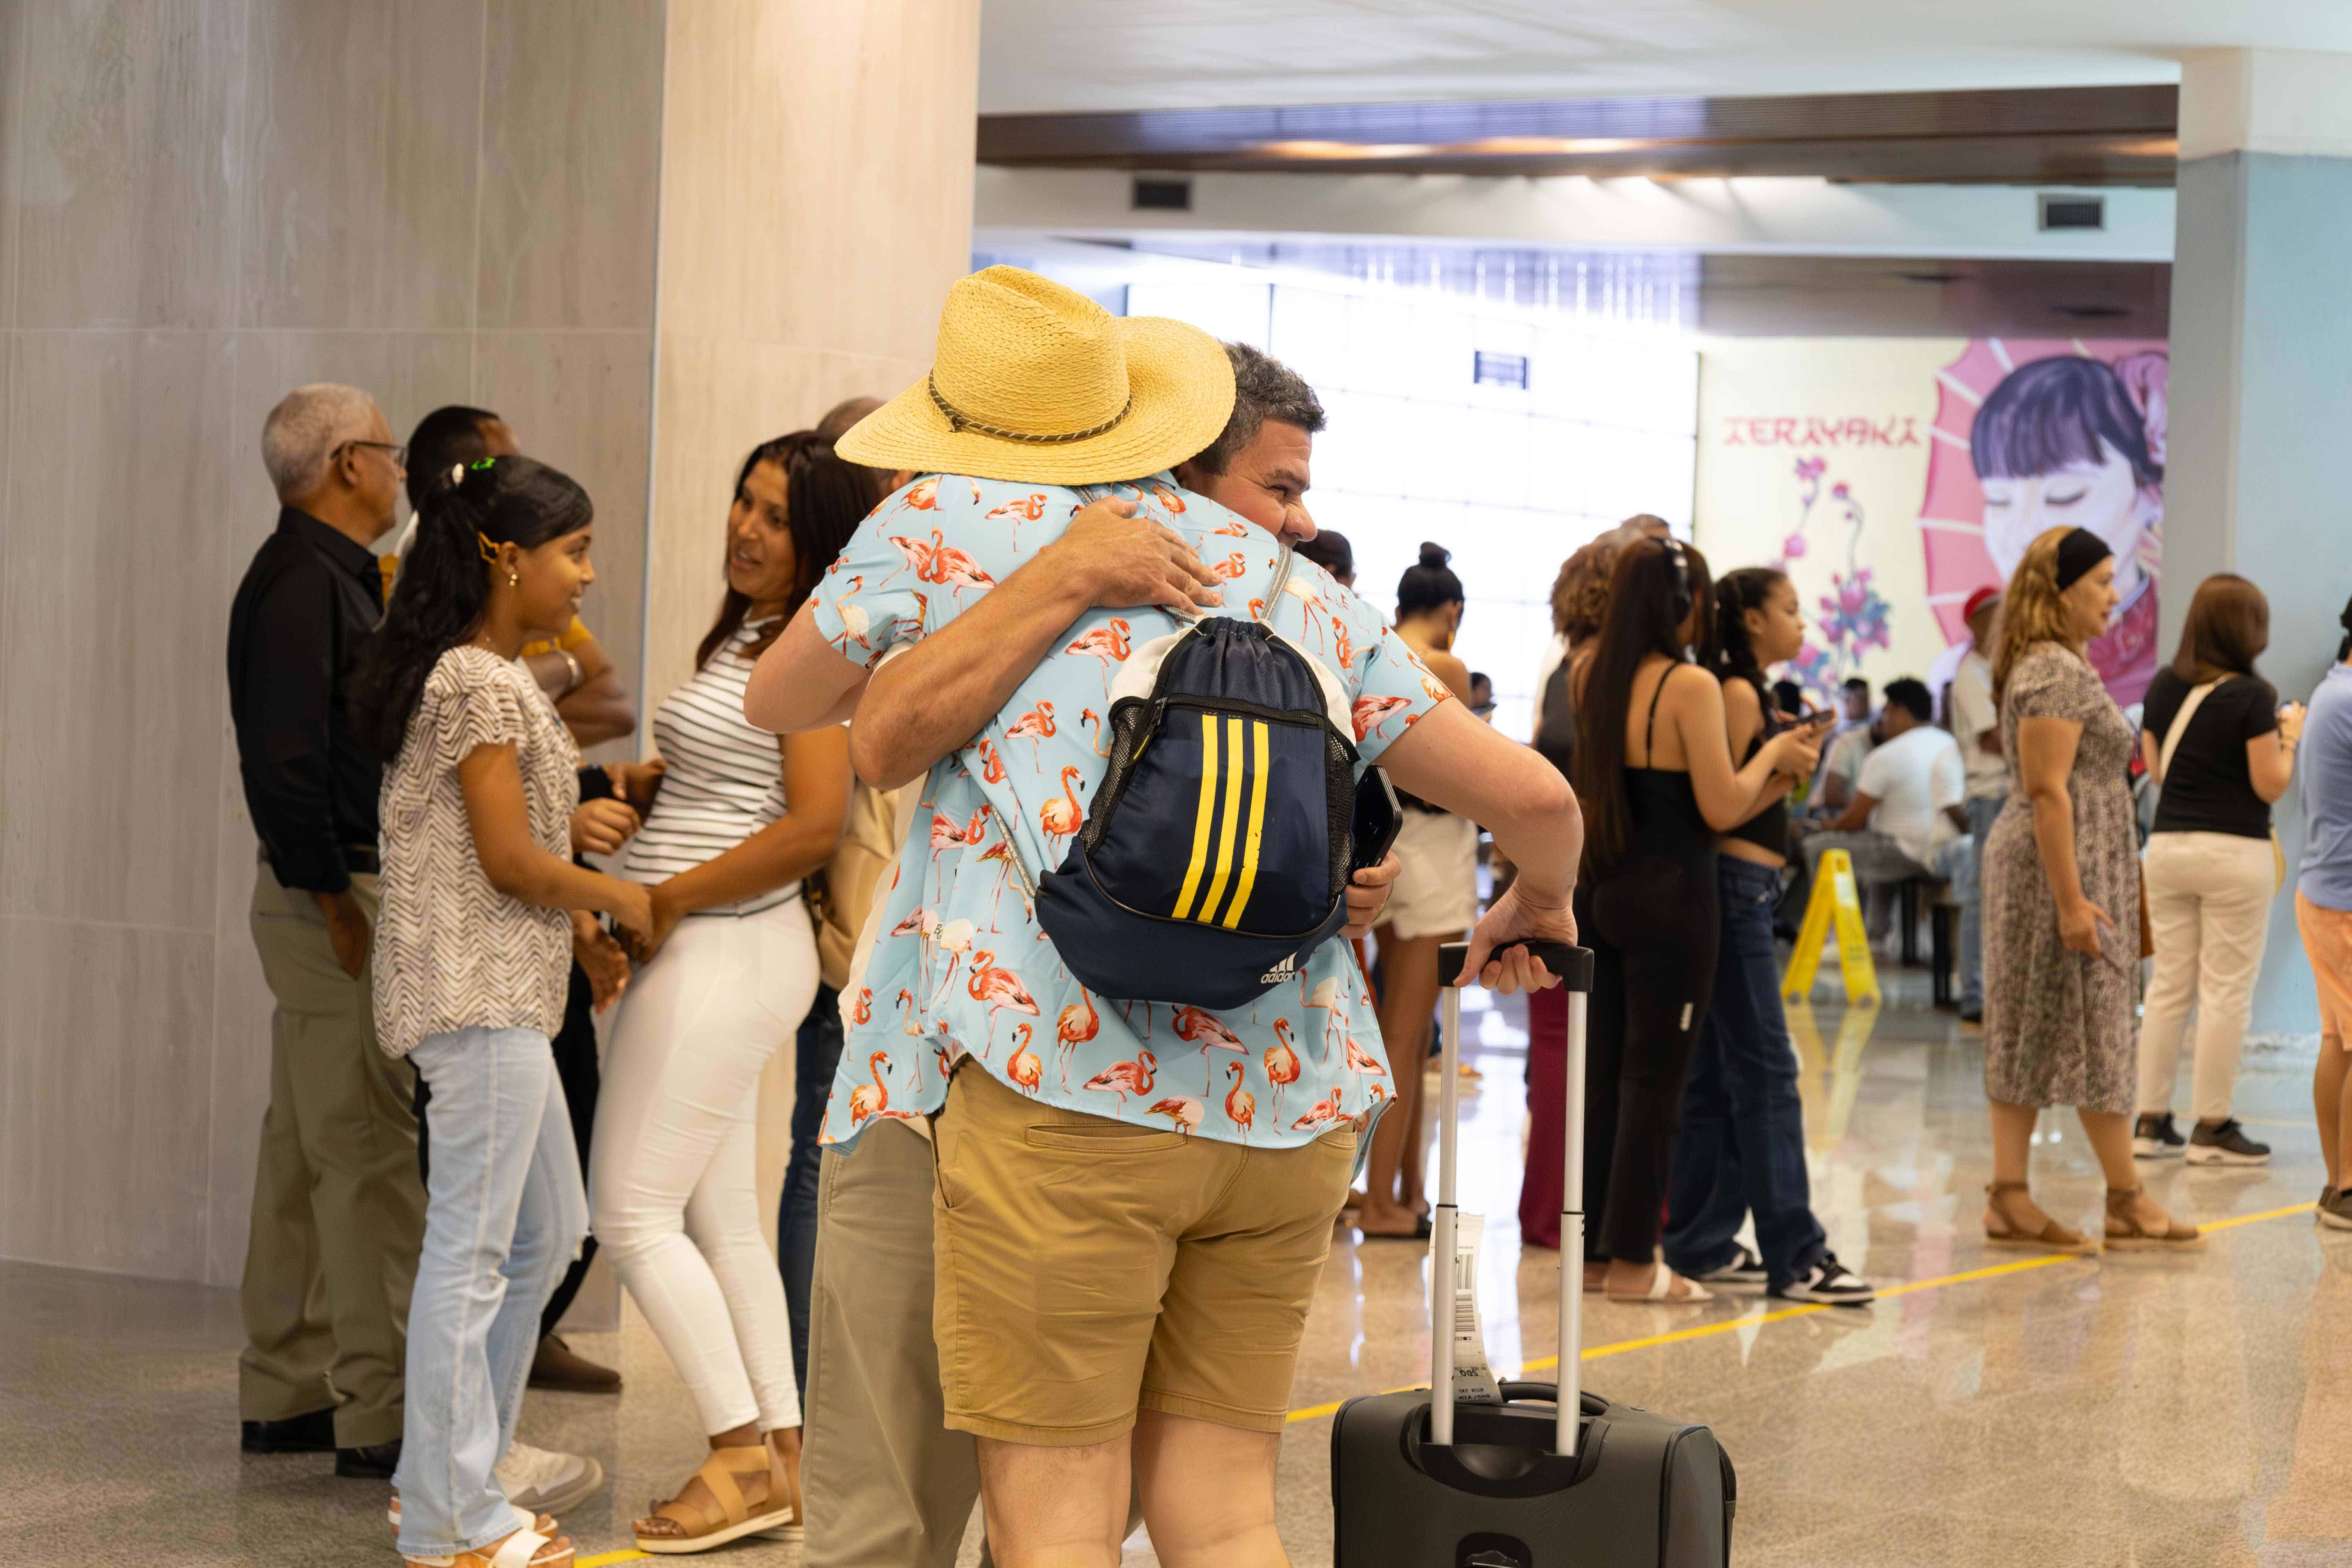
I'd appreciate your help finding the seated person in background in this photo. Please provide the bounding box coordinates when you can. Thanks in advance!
[1809,676,1876,816]
[1805,677,1971,938]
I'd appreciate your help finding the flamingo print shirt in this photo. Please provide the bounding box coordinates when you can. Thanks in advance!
[810,472,1445,1152]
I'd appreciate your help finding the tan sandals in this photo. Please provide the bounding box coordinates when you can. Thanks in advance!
[400,1521,572,1568]
[1602,1263,1713,1304]
[1982,1181,2099,1254]
[634,1443,800,1555]
[2104,1185,2205,1251]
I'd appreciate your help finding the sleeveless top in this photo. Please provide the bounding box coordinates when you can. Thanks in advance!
[1722,677,1789,856]
[1606,664,1714,879]
[623,618,798,915]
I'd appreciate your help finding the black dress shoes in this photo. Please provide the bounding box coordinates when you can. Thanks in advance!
[241,1408,337,1454]
[336,1439,402,1479]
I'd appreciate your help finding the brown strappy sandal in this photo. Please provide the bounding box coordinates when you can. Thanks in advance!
[2104,1185,2205,1251]
[1982,1181,2098,1254]
[634,1444,798,1555]
[400,1522,573,1568]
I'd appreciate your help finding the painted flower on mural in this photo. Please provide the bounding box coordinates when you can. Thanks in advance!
[1777,456,1891,708]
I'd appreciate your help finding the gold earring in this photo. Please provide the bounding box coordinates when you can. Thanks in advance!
[508,571,519,589]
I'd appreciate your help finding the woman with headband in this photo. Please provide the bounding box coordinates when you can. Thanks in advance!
[1980,525,2201,1253]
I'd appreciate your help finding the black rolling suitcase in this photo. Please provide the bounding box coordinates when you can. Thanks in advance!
[1331,940,1737,1568]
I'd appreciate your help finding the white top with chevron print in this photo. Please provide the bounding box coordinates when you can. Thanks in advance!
[374,646,579,1058]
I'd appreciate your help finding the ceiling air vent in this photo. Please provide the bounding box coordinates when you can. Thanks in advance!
[1132,177,1192,212]
[2038,194,2105,232]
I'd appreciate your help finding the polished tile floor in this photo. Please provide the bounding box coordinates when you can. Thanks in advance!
[7,982,2345,1565]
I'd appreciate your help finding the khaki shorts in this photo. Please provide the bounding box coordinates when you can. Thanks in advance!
[931,1063,1356,1446]
[2299,891,2352,1051]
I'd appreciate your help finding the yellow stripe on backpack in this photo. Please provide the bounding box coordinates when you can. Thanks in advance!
[1217,721,1272,929]
[1173,714,1223,920]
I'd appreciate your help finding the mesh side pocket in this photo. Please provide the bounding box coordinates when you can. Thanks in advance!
[1325,728,1356,904]
[1080,700,1151,855]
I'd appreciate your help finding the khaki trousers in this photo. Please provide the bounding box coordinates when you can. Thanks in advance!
[803,1119,983,1568]
[2136,831,2276,1123]
[238,863,426,1448]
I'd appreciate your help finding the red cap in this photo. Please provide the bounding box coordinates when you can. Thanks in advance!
[1962,585,2001,622]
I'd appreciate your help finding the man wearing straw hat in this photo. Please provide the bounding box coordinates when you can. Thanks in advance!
[751,267,1584,1567]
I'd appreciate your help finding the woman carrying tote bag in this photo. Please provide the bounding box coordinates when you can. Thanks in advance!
[2132,574,2303,1165]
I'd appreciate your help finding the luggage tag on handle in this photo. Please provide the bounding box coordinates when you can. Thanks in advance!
[1446,1211,1503,1407]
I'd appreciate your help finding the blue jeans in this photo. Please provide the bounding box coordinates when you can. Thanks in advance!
[1664,857,1826,1293]
[779,984,845,1393]
[1961,795,2003,1013]
[395,1027,588,1557]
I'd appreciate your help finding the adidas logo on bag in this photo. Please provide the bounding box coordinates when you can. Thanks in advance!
[1259,953,1302,986]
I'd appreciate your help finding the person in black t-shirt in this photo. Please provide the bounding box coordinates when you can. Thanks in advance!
[2133,574,2305,1164]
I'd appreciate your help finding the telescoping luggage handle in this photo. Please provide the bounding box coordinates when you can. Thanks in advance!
[1431,940,1595,1457]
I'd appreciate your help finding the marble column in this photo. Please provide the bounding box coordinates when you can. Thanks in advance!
[641,0,980,1241]
[2164,49,2352,1035]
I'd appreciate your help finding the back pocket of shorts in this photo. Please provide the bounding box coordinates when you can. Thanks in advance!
[1026,1122,1185,1154]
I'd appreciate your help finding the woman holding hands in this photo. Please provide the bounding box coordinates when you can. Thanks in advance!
[1980,525,2200,1253]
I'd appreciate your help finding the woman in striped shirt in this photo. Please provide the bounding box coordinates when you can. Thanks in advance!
[590,434,872,1553]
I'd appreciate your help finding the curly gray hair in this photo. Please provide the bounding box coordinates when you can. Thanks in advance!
[1185,343,1325,476]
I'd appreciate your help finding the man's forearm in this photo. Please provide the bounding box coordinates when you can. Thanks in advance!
[850,557,1095,789]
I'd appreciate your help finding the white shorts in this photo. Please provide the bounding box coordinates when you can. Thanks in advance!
[1385,809,1480,942]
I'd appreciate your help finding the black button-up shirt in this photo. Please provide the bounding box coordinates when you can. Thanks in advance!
[227,509,386,895]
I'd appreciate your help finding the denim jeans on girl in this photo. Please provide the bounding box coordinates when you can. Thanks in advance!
[1663,856,1826,1293]
[395,1026,588,1558]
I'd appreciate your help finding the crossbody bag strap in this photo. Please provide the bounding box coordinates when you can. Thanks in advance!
[2155,677,2224,784]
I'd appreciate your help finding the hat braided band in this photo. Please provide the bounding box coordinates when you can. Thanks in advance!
[928,375,1134,444]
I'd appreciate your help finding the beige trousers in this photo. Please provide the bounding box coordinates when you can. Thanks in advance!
[2136,831,2276,1123]
[238,864,426,1448]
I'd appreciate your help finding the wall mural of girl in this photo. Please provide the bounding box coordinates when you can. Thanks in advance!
[1920,340,2168,708]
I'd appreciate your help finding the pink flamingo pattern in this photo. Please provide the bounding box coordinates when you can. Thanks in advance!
[808,470,1441,1152]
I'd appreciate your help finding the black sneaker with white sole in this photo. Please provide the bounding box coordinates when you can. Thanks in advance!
[1689,1244,1769,1293]
[2133,1112,2186,1160]
[2185,1119,2270,1166]
[1771,1252,1877,1307]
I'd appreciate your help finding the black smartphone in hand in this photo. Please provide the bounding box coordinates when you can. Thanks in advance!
[1352,767,1403,873]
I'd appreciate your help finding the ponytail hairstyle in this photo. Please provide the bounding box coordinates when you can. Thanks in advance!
[1988,525,2080,697]
[351,455,593,761]
[1572,537,1715,875]
[1396,542,1466,620]
[1713,566,1788,707]
[695,432,884,670]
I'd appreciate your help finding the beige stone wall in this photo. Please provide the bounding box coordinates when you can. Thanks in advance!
[641,0,981,1244]
[0,0,665,1285]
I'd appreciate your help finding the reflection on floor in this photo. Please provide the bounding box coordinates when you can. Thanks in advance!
[8,983,2347,1566]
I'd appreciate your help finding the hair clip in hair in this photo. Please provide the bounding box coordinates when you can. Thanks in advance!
[469,457,496,470]
[477,531,501,564]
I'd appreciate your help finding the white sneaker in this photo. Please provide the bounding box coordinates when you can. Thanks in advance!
[496,1441,604,1517]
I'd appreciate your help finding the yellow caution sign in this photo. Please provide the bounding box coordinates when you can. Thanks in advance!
[1780,848,1880,1005]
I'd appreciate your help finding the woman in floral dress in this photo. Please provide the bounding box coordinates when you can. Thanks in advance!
[1981,525,2200,1252]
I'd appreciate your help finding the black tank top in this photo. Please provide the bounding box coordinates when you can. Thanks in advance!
[1723,680,1789,857]
[1615,666,1714,876]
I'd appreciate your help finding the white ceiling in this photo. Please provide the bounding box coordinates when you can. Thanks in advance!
[976,1,2352,116]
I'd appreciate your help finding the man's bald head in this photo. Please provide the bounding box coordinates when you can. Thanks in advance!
[816,397,884,443]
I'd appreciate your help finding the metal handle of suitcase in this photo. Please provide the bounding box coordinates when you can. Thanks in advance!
[1431,939,1594,1457]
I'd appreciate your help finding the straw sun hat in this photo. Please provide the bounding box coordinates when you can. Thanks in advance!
[836,266,1237,485]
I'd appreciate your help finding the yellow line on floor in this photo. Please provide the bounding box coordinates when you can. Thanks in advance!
[1283,1200,2316,1424]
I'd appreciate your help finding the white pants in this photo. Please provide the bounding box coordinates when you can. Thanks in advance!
[592,898,820,1435]
[2136,831,2275,1123]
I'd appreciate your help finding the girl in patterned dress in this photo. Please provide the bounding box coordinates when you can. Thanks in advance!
[354,457,654,1568]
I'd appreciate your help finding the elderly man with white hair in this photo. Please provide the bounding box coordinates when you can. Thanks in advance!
[227,382,425,1479]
